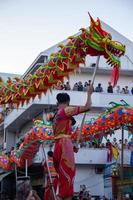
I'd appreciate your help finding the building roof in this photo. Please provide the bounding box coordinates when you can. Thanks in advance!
[0,72,21,81]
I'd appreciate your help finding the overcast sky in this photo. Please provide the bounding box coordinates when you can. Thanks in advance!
[0,0,133,75]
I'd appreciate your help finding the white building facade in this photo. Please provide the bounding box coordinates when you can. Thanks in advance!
[0,22,133,198]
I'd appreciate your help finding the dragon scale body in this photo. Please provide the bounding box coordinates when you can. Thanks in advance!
[0,15,125,107]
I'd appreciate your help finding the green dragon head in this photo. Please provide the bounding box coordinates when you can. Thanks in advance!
[87,14,125,67]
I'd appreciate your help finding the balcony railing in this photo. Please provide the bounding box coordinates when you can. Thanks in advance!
[33,146,132,165]
[3,91,133,130]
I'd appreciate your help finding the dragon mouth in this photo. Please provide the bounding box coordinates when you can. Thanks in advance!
[107,45,124,57]
[105,43,125,67]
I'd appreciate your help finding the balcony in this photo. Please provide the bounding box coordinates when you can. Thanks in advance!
[4,91,133,131]
[33,146,132,166]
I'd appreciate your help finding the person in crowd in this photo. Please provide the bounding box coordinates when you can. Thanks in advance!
[73,83,78,91]
[118,139,122,150]
[42,151,58,200]
[53,85,93,200]
[124,139,129,149]
[107,82,113,93]
[99,143,105,148]
[66,81,71,90]
[131,87,133,95]
[106,139,110,148]
[112,138,118,148]
[95,83,103,93]
[16,177,32,200]
[125,86,129,94]
[88,80,91,85]
[128,138,133,151]
[129,138,133,167]
[120,88,126,94]
[55,82,63,90]
[62,84,67,90]
[116,85,121,94]
[78,81,83,91]
[83,82,89,92]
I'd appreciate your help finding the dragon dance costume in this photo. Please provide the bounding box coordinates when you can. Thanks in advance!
[53,106,80,199]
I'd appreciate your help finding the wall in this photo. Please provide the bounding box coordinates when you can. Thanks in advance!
[75,165,104,196]
[6,130,16,151]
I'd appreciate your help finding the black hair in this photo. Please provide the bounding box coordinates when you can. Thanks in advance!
[56,93,70,104]
[47,151,53,157]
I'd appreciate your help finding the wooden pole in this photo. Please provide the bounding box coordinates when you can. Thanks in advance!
[25,159,28,177]
[119,126,124,199]
[121,126,124,180]
[76,55,100,147]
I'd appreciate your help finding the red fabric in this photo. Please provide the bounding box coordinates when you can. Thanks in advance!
[111,67,119,87]
[53,138,75,198]
[107,142,113,162]
[52,106,79,198]
[53,106,80,138]
[44,176,58,200]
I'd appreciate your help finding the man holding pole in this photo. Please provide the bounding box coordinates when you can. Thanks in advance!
[53,85,93,200]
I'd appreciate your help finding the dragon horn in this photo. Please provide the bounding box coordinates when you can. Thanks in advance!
[88,12,95,25]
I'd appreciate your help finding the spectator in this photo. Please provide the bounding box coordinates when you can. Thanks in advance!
[125,86,129,94]
[55,82,63,90]
[124,139,128,149]
[99,143,105,148]
[83,82,89,92]
[88,80,91,85]
[112,138,118,148]
[78,81,83,91]
[106,139,110,148]
[116,85,120,94]
[107,82,113,93]
[65,81,71,90]
[118,139,122,150]
[73,83,78,91]
[95,83,103,92]
[62,84,67,90]
[120,88,126,94]
[128,138,133,151]
[131,87,133,95]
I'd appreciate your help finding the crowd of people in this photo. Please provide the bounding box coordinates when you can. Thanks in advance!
[54,80,133,95]
[79,137,133,150]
